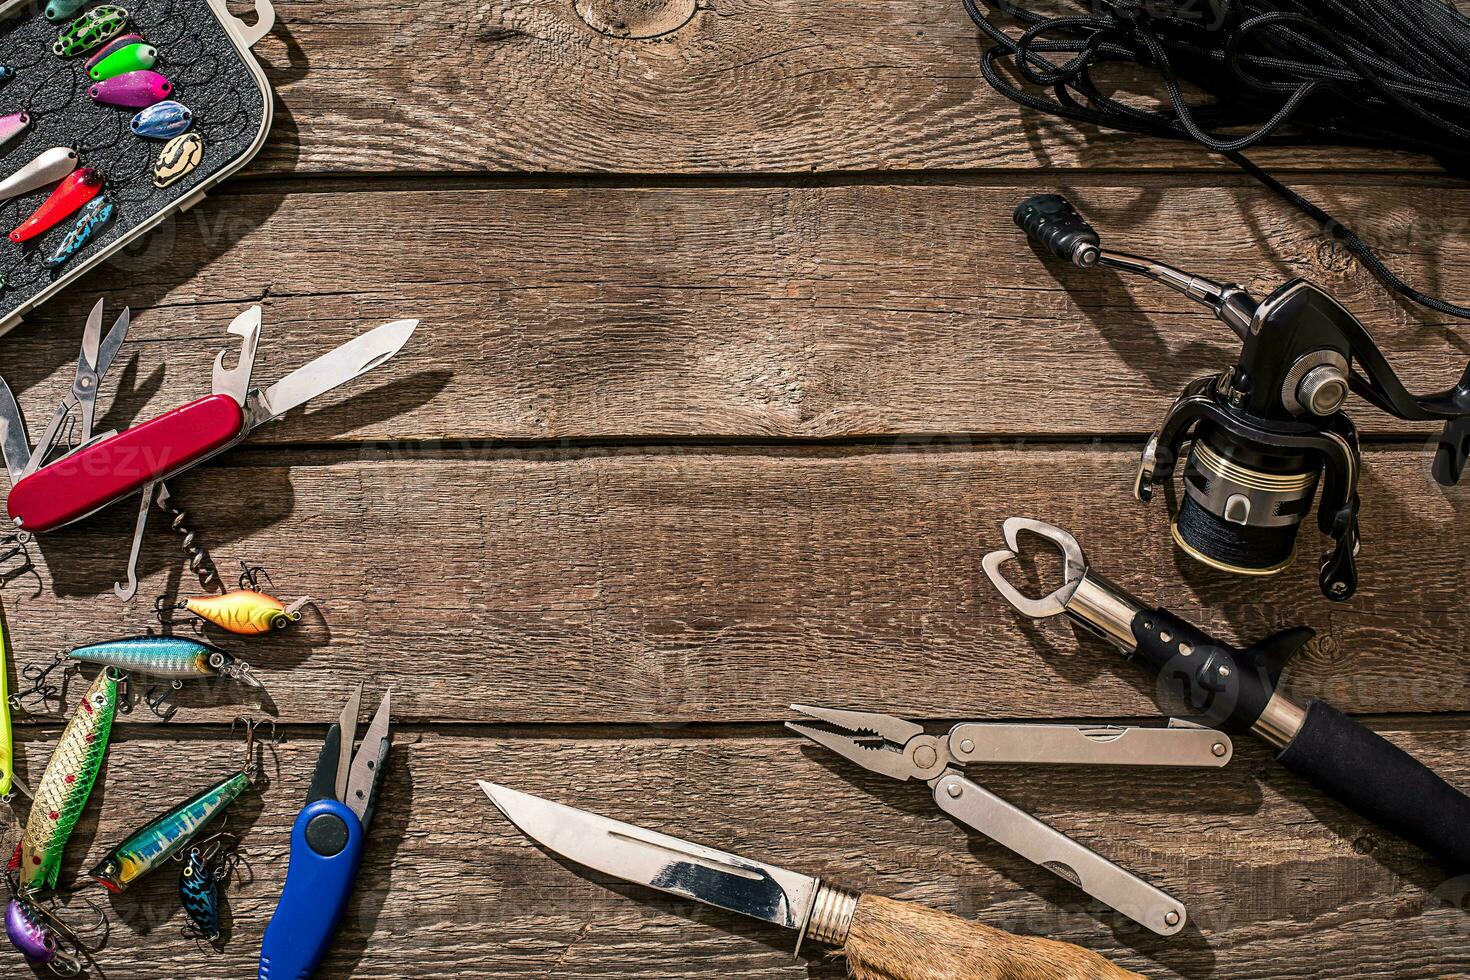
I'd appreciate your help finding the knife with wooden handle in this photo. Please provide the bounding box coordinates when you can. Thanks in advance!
[478,781,1146,980]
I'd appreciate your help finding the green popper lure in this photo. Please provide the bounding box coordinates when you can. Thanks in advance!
[90,772,250,893]
[16,670,118,893]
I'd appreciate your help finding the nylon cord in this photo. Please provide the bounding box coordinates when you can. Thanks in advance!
[964,0,1470,320]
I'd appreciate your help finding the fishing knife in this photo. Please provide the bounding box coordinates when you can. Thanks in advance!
[478,781,1145,980]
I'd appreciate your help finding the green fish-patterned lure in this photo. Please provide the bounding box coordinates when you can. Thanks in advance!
[17,670,119,893]
[90,771,250,892]
[53,6,128,57]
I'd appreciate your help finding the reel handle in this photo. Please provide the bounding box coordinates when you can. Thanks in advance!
[1014,194,1100,267]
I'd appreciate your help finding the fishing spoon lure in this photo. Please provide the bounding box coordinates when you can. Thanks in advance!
[90,719,273,893]
[53,6,128,57]
[15,669,119,894]
[159,563,313,636]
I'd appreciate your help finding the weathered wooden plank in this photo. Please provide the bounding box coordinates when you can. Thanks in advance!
[242,0,1438,176]
[2,724,1466,978]
[3,445,1464,724]
[4,181,1469,440]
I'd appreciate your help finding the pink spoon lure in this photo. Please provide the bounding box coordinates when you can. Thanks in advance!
[88,69,170,108]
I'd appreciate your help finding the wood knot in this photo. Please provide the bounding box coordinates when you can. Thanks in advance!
[574,0,698,39]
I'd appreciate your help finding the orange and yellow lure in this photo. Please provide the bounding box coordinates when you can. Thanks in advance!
[178,590,309,636]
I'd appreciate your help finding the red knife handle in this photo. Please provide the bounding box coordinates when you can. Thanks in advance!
[7,394,244,533]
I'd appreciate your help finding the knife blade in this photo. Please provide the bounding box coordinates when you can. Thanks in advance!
[476,782,1146,980]
[254,319,417,428]
[479,781,817,932]
[0,376,30,484]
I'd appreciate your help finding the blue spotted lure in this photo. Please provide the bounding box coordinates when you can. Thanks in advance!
[44,195,114,269]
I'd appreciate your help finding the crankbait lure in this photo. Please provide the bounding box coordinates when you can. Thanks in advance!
[174,590,310,635]
[43,195,113,270]
[88,69,170,108]
[0,112,31,152]
[90,772,251,892]
[53,6,127,57]
[10,168,102,243]
[163,566,313,636]
[0,148,76,204]
[18,670,119,892]
[131,100,191,139]
[5,898,79,973]
[84,32,143,69]
[45,0,92,22]
[87,41,155,81]
[179,846,224,943]
[153,132,202,187]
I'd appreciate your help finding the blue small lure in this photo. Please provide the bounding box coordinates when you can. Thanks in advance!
[44,0,90,22]
[130,100,192,139]
[180,846,225,944]
[43,194,113,269]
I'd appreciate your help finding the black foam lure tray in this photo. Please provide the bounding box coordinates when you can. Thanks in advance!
[0,0,273,334]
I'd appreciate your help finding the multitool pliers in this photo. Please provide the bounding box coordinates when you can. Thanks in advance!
[789,704,1234,936]
[983,517,1470,873]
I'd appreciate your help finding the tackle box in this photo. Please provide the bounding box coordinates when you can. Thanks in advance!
[0,0,275,335]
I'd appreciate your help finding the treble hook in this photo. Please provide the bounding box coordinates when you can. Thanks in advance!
[0,533,42,598]
[142,680,183,722]
[232,716,279,786]
[153,594,205,635]
[238,561,273,592]
[9,653,74,713]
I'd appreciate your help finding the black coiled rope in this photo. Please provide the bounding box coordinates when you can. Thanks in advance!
[965,0,1470,319]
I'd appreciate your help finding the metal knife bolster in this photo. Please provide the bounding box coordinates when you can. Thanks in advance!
[1054,566,1307,749]
[798,883,860,950]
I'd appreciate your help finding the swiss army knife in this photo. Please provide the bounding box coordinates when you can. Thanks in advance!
[0,298,418,599]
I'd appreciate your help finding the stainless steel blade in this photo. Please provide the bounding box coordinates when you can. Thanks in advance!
[334,682,362,804]
[344,690,391,823]
[0,376,30,484]
[478,781,818,933]
[96,305,131,381]
[78,298,102,376]
[257,319,417,424]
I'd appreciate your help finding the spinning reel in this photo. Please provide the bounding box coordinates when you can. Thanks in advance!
[1015,194,1470,601]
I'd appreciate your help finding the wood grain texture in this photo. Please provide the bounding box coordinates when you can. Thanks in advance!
[2,181,1468,440]
[2,444,1464,726]
[1,725,1466,979]
[240,0,1442,176]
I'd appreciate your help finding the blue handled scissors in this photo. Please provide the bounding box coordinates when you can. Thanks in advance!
[259,682,391,979]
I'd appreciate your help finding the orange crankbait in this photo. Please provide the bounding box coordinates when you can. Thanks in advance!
[158,565,312,637]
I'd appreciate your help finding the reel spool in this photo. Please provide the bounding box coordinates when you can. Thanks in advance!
[1016,194,1470,601]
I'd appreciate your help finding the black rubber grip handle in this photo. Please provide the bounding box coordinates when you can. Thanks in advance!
[1014,194,1100,267]
[1277,700,1470,871]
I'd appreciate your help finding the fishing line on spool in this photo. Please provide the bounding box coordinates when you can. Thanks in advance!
[964,0,1470,319]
